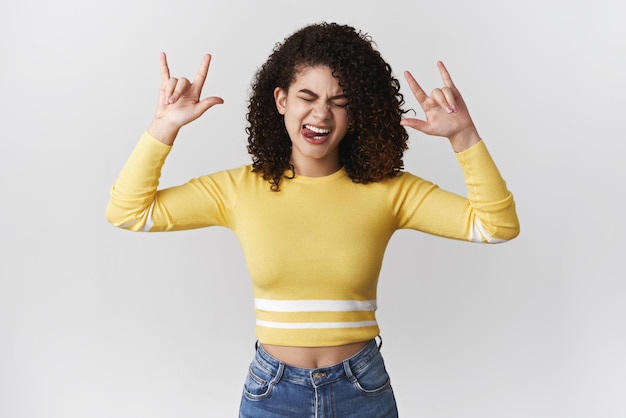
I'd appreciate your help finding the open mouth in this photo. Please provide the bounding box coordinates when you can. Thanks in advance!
[302,124,332,141]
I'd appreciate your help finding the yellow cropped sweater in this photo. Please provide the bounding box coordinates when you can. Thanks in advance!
[106,132,519,347]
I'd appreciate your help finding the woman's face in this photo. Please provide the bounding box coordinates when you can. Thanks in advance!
[274,66,350,177]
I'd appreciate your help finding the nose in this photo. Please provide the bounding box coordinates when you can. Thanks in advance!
[312,101,332,119]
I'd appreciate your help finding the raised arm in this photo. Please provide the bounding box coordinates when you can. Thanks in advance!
[105,53,224,231]
[399,62,520,242]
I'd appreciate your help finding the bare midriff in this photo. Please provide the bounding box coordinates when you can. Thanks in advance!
[261,340,370,369]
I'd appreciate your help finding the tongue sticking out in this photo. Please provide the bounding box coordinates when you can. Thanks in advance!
[302,125,330,141]
[302,127,318,137]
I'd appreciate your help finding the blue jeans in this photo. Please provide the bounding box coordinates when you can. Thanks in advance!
[239,338,398,417]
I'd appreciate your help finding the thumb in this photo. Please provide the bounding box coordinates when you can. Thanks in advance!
[195,96,224,117]
[400,118,432,135]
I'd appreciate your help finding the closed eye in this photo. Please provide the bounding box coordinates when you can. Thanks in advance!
[331,100,348,108]
[297,89,348,107]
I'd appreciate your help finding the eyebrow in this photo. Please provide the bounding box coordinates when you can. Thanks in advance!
[298,89,348,100]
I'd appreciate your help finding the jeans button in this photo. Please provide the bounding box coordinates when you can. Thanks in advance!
[312,371,327,380]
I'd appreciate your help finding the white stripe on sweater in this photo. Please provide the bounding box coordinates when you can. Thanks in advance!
[256,320,378,329]
[254,299,377,313]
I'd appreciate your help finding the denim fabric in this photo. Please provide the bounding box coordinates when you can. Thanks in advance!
[239,339,398,417]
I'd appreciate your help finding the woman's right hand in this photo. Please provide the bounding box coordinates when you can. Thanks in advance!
[148,52,224,145]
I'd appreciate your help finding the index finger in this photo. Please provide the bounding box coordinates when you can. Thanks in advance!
[404,70,428,105]
[160,52,171,82]
[437,61,456,89]
[191,54,212,93]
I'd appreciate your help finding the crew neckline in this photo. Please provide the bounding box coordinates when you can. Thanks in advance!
[287,167,348,184]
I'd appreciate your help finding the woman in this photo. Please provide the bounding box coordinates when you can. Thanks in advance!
[106,22,519,417]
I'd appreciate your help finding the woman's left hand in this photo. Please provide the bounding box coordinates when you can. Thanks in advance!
[400,61,481,152]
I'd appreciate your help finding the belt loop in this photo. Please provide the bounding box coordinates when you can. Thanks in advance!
[376,335,383,350]
[272,361,285,385]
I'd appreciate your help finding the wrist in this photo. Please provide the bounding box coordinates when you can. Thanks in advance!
[449,127,481,152]
[147,119,180,146]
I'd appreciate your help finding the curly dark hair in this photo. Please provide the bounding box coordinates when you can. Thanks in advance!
[246,22,409,191]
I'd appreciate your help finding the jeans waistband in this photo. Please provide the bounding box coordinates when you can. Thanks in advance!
[253,338,382,387]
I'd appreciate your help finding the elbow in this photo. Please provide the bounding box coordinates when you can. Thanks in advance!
[470,216,520,244]
[105,203,129,229]
[105,199,155,232]
[497,223,521,243]
[509,222,521,241]
[105,187,132,229]
[500,212,521,242]
[105,201,117,226]
[105,202,140,231]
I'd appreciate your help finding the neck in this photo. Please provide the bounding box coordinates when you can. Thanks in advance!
[292,163,341,177]
[290,158,341,178]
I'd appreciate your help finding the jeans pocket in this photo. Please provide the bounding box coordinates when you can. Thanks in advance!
[348,353,392,396]
[242,358,276,400]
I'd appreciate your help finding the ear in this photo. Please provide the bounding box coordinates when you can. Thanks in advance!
[274,87,287,115]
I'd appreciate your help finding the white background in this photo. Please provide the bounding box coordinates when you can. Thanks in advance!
[2,0,625,417]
